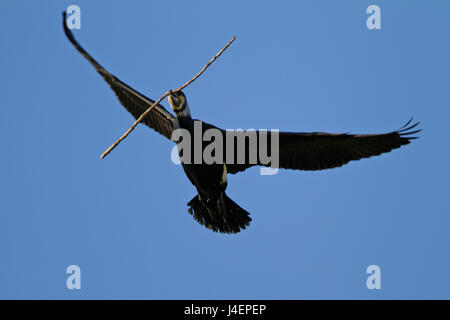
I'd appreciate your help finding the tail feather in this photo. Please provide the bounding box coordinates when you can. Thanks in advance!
[187,193,251,233]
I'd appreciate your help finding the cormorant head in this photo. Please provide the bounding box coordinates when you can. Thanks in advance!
[168,91,190,117]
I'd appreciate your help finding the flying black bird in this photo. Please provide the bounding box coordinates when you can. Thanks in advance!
[63,12,420,234]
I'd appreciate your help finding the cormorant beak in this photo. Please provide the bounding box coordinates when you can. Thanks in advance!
[169,92,187,113]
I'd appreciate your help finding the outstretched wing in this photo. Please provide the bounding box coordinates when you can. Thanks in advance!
[63,12,175,139]
[225,119,421,174]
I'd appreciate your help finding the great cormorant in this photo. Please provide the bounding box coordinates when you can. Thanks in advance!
[63,13,420,234]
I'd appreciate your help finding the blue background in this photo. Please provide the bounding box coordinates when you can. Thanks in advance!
[1,1,449,299]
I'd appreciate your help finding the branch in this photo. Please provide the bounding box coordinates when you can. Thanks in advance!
[100,36,236,159]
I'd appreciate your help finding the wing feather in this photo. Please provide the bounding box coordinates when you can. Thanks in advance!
[63,12,175,139]
[224,119,421,174]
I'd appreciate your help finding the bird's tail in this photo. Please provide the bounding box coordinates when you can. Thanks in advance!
[187,193,251,234]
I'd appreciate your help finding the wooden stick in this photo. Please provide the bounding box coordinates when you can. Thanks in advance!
[100,36,236,159]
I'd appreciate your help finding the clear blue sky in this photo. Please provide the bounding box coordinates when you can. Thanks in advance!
[1,1,449,299]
